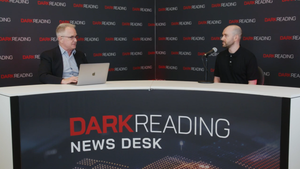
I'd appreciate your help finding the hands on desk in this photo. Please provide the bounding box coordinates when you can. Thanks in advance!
[61,76,78,84]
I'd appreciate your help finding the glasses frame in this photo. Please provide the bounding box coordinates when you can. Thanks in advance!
[61,35,78,40]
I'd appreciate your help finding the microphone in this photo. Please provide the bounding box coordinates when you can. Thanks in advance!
[204,47,218,57]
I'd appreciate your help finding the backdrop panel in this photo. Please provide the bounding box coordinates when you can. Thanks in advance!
[0,0,155,86]
[156,0,300,86]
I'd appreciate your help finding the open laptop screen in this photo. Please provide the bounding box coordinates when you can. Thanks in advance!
[76,63,110,86]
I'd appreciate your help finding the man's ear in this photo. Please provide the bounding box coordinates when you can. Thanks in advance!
[234,34,238,41]
[57,36,62,42]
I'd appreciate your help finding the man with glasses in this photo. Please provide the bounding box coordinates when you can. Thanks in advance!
[38,23,87,84]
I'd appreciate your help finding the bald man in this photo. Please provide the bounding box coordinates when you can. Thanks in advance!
[214,25,259,85]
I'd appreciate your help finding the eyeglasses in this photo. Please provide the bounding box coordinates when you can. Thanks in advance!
[61,35,78,40]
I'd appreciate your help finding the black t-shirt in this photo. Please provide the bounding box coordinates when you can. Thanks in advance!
[214,46,259,84]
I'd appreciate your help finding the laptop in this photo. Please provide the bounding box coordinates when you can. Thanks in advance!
[76,63,110,86]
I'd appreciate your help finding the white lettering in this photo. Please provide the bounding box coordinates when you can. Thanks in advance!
[0,55,13,60]
[102,21,116,26]
[221,2,237,7]
[84,37,99,42]
[165,7,178,11]
[33,19,51,24]
[9,0,29,4]
[277,16,296,22]
[156,22,166,26]
[49,1,66,7]
[114,37,127,41]
[114,6,127,10]
[255,0,273,4]
[130,22,143,26]
[0,17,11,22]
[12,37,31,42]
[83,4,98,9]
[207,20,222,24]
[253,36,272,41]
[70,20,85,25]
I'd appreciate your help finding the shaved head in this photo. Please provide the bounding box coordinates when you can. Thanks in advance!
[225,25,242,40]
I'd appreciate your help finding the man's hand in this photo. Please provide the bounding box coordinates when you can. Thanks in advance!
[61,76,78,84]
[214,76,221,83]
[248,79,257,85]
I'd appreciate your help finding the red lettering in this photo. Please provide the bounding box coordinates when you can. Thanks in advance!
[22,55,35,59]
[105,5,114,9]
[183,6,191,10]
[73,3,83,8]
[85,116,102,135]
[109,68,115,71]
[132,37,140,41]
[93,53,103,57]
[244,1,255,5]
[132,7,140,11]
[148,23,155,26]
[171,51,179,55]
[229,20,239,24]
[158,8,166,11]
[263,54,275,58]
[70,117,86,136]
[37,1,49,5]
[148,51,155,55]
[93,21,102,25]
[0,37,12,41]
[278,73,291,77]
[280,36,293,40]
[243,37,254,41]
[198,21,207,25]
[159,65,166,69]
[102,116,118,133]
[118,115,133,132]
[1,74,14,79]
[39,37,51,41]
[21,18,33,23]
[211,37,220,40]
[211,3,221,8]
[133,66,141,70]
[76,37,84,41]
[198,52,205,56]
[265,18,276,22]
[122,22,130,26]
[105,37,114,41]
[210,68,215,72]
[183,67,191,70]
[171,22,179,25]
[59,20,70,23]
[183,37,191,40]
[158,37,166,41]
[122,52,130,56]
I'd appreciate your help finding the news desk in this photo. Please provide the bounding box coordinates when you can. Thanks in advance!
[0,81,299,169]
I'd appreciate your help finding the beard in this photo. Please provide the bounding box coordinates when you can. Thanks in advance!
[222,40,234,48]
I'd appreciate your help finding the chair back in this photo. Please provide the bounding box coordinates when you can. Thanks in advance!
[257,67,264,85]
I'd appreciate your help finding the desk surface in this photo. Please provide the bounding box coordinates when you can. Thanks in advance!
[0,80,300,98]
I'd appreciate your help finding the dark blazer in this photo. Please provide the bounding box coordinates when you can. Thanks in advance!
[38,46,88,84]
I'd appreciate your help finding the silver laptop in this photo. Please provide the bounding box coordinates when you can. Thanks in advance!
[76,63,110,86]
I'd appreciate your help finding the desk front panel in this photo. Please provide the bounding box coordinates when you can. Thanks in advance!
[13,90,286,169]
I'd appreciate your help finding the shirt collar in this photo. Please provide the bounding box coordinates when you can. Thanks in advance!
[59,45,76,56]
[227,46,241,57]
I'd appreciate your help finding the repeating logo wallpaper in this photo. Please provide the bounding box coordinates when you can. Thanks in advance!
[0,0,300,87]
